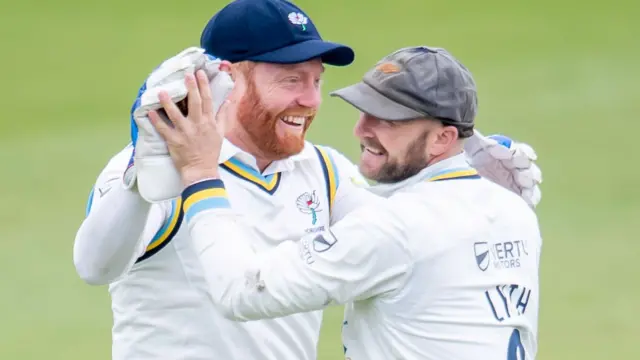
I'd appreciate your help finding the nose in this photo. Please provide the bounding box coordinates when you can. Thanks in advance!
[353,113,375,138]
[296,83,322,109]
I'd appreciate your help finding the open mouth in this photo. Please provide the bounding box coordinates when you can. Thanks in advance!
[280,115,306,128]
[362,145,385,156]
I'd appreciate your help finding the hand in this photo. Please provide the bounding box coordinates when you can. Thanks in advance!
[464,130,543,208]
[149,70,224,186]
[130,48,233,202]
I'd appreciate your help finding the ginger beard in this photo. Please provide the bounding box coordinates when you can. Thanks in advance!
[235,76,316,160]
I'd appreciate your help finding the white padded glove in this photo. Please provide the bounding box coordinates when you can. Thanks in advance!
[464,130,543,208]
[129,47,234,203]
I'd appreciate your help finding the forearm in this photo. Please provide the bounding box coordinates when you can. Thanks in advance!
[331,186,378,223]
[184,180,330,321]
[183,177,412,322]
[73,184,152,285]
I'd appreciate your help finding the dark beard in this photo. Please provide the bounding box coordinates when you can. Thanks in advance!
[371,133,429,183]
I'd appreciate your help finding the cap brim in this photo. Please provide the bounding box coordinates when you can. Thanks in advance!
[248,39,354,66]
[330,82,424,121]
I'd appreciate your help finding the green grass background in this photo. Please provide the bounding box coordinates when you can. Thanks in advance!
[1,0,638,358]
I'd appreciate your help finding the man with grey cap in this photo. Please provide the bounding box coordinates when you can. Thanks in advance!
[150,45,542,360]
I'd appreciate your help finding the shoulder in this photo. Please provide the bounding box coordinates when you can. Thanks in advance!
[475,178,539,220]
[311,144,353,166]
[91,144,134,187]
[397,176,539,229]
[99,144,134,176]
[310,143,369,188]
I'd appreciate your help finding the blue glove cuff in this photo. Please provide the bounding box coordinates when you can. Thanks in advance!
[129,82,147,148]
[488,134,513,149]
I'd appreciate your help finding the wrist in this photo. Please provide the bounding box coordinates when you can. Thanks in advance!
[181,167,220,187]
[181,178,231,222]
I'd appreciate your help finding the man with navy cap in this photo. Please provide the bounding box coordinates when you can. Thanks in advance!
[151,45,542,360]
[74,1,373,359]
[200,0,354,66]
[73,0,542,359]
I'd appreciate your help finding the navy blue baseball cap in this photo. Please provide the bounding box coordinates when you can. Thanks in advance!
[200,0,354,66]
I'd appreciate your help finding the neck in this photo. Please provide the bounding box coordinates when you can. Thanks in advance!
[254,159,272,173]
[425,144,465,168]
[225,129,273,173]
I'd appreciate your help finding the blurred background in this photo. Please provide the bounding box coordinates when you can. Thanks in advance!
[1,0,638,358]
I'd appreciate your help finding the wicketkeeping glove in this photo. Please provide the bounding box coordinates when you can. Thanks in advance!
[124,47,234,203]
[464,130,543,208]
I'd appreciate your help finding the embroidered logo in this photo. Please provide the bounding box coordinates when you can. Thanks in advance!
[288,12,309,31]
[296,191,321,225]
[376,62,400,74]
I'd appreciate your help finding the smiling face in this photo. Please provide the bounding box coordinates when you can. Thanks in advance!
[225,59,324,161]
[354,112,461,183]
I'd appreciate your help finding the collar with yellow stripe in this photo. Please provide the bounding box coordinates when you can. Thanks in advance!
[427,167,480,182]
[220,157,282,195]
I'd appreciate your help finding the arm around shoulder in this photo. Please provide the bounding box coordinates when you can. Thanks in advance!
[186,180,412,320]
[73,147,167,285]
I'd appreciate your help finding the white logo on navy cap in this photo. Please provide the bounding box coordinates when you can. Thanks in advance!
[288,12,308,31]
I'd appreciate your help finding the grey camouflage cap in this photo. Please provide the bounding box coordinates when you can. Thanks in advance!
[330,46,477,129]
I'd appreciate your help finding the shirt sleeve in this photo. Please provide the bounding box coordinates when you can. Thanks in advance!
[314,146,379,224]
[183,179,413,321]
[73,145,169,285]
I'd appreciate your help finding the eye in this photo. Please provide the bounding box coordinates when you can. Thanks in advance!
[283,76,300,84]
[314,78,322,88]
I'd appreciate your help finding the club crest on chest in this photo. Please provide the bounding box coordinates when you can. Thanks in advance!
[295,191,327,235]
[296,191,322,224]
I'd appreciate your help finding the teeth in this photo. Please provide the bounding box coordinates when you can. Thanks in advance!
[365,147,383,155]
[281,116,305,126]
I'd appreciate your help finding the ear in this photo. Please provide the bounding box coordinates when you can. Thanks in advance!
[429,125,459,157]
[219,60,234,79]
[440,125,459,146]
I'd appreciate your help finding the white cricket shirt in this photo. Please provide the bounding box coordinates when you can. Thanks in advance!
[184,153,543,360]
[78,140,369,360]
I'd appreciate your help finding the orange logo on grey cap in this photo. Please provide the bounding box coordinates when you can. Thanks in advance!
[376,62,400,73]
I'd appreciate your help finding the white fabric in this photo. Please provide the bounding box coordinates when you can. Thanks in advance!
[132,47,234,203]
[185,153,542,360]
[73,145,168,285]
[75,140,368,360]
